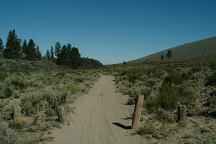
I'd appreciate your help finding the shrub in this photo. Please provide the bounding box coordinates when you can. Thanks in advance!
[209,61,216,70]
[146,95,158,113]
[21,88,68,117]
[0,72,8,81]
[164,70,182,85]
[158,82,181,110]
[137,119,156,135]
[206,72,216,86]
[156,108,175,123]
[11,79,27,89]
[0,106,14,121]
[0,124,17,144]
[0,86,12,99]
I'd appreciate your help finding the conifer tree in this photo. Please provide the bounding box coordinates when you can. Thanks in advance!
[22,39,28,56]
[166,50,172,60]
[36,46,42,60]
[55,42,61,58]
[26,39,37,60]
[50,46,54,60]
[161,54,164,61]
[0,38,4,58]
[46,50,51,60]
[4,29,22,59]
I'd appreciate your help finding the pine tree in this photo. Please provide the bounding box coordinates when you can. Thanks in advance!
[0,38,4,58]
[50,46,54,60]
[166,50,172,60]
[161,54,164,61]
[26,39,37,60]
[22,39,28,57]
[46,50,51,60]
[36,46,42,60]
[4,29,22,59]
[55,42,61,58]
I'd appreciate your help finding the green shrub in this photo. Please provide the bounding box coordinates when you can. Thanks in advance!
[0,86,12,99]
[164,70,182,85]
[146,95,158,113]
[158,82,181,110]
[11,79,27,89]
[0,72,8,81]
[156,108,175,123]
[206,72,216,86]
[21,89,68,117]
[0,124,17,144]
[137,119,156,135]
[0,106,14,121]
[209,61,216,70]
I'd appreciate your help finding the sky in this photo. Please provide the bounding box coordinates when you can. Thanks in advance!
[0,0,216,64]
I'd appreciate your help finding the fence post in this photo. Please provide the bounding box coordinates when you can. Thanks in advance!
[178,104,186,122]
[57,106,65,123]
[132,95,144,130]
[14,105,21,124]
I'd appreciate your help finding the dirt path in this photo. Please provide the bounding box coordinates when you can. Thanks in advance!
[48,75,145,144]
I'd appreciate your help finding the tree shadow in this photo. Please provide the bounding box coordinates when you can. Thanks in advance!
[112,122,131,130]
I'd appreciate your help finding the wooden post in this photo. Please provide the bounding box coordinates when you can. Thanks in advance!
[132,95,144,130]
[57,106,65,123]
[178,104,186,122]
[14,105,21,124]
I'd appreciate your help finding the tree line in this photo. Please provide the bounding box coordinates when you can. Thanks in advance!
[0,29,42,60]
[0,29,81,68]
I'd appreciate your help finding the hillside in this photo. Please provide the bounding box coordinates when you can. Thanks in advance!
[128,36,216,64]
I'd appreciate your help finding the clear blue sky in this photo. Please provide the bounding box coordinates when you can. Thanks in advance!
[0,0,216,64]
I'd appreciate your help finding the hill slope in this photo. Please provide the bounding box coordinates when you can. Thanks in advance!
[129,36,216,64]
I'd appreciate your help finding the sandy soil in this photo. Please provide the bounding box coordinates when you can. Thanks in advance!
[48,75,145,144]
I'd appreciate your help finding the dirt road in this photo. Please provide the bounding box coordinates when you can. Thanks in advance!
[48,75,145,144]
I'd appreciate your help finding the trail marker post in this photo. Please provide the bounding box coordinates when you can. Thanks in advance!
[132,95,144,130]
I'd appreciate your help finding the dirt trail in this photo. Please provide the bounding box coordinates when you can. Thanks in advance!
[48,75,145,144]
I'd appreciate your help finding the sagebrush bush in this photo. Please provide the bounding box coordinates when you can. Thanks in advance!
[21,88,68,116]
[137,119,156,135]
[206,72,216,86]
[0,124,17,144]
[10,79,27,89]
[156,108,175,123]
[158,82,181,110]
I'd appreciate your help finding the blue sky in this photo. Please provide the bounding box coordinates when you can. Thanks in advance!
[0,0,216,64]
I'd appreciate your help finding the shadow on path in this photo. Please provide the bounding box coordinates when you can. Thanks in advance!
[112,122,131,130]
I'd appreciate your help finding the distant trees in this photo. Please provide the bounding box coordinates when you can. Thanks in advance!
[166,50,172,60]
[46,50,51,60]
[0,38,4,58]
[50,46,54,60]
[55,43,81,67]
[36,46,42,60]
[161,54,164,61]
[1,29,82,68]
[2,29,42,61]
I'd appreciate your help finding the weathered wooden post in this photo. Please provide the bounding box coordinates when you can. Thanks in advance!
[132,95,144,130]
[178,104,186,122]
[14,105,21,124]
[57,106,65,123]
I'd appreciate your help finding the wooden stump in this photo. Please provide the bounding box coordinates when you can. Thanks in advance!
[178,104,186,122]
[132,95,144,130]
[57,106,65,123]
[14,105,21,124]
